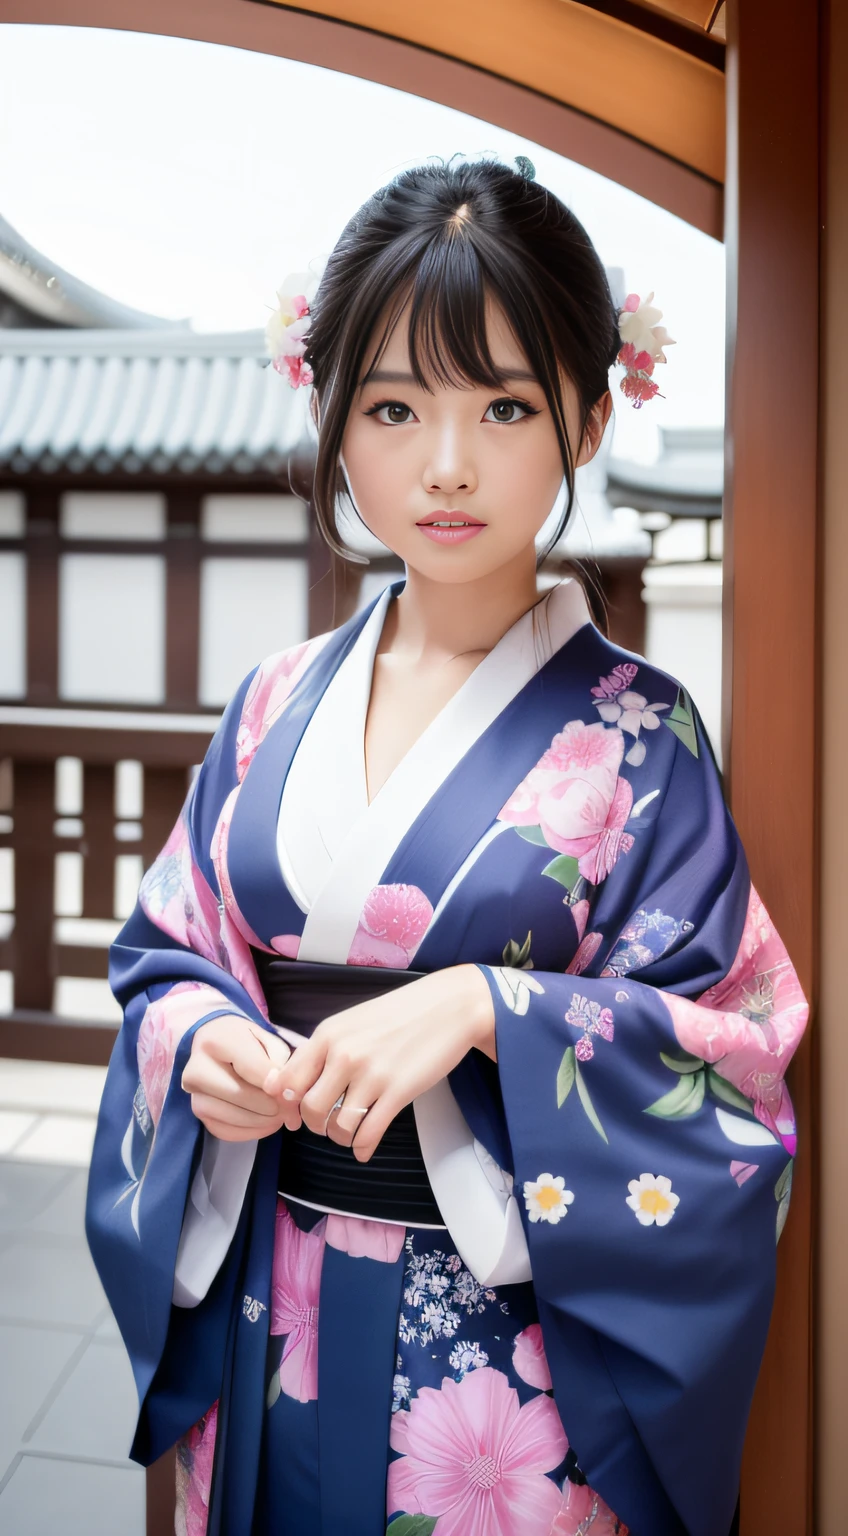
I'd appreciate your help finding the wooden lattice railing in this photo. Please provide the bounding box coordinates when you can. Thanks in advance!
[0,709,217,1063]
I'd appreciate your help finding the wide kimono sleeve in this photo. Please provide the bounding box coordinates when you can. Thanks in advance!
[85,665,280,1464]
[478,707,807,1536]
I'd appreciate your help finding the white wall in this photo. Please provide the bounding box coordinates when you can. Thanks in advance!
[198,556,308,707]
[59,552,166,703]
[0,553,26,698]
[642,562,723,763]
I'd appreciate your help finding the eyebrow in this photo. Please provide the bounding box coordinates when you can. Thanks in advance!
[362,368,539,386]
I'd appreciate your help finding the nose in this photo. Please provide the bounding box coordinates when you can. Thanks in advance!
[422,420,478,496]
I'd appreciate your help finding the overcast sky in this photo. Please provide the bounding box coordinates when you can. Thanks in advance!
[0,24,725,465]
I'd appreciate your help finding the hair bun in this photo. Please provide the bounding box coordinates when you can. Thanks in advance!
[514,155,536,181]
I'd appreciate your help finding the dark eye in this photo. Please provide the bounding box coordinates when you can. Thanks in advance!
[370,401,414,425]
[484,398,532,423]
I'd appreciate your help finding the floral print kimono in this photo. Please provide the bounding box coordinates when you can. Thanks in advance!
[86,578,807,1536]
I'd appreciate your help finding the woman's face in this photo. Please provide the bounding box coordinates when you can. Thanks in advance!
[340,298,611,585]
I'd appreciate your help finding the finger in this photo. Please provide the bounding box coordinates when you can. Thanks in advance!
[299,1057,357,1135]
[279,1102,303,1134]
[182,1054,287,1117]
[256,1029,295,1094]
[189,1092,284,1134]
[331,1083,378,1144]
[199,1114,269,1144]
[350,1093,402,1164]
[273,1036,332,1109]
[205,1024,291,1093]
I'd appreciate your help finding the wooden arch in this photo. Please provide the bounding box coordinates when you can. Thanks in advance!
[0,4,817,1535]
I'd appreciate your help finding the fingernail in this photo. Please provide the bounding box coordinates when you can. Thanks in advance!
[282,1089,297,1102]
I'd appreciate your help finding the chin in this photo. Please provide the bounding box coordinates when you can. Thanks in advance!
[401,546,521,586]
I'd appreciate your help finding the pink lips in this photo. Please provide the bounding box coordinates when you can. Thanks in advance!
[416,514,486,546]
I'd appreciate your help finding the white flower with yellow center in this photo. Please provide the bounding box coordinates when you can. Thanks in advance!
[626,1172,680,1227]
[523,1172,575,1224]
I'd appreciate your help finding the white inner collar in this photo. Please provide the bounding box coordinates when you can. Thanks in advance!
[277,578,591,962]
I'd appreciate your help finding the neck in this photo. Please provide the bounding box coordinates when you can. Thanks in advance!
[382,551,542,664]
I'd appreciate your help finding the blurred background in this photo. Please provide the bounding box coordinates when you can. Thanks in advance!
[0,22,724,1533]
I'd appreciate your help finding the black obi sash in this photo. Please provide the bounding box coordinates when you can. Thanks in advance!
[252,951,445,1227]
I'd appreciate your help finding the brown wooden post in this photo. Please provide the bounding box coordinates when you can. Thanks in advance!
[142,767,191,874]
[724,2,818,1530]
[12,761,56,1011]
[165,492,201,709]
[81,763,116,919]
[25,489,60,704]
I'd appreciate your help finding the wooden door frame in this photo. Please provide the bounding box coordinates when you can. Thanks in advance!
[0,2,818,1531]
[722,4,818,1532]
[0,0,723,237]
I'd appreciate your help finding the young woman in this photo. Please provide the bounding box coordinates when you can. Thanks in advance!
[86,160,807,1536]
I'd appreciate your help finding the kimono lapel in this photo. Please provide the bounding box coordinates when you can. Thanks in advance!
[276,588,392,913]
[226,596,384,947]
[388,620,615,944]
[295,579,595,965]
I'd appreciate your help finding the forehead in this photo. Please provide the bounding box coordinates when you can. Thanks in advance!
[366,293,532,378]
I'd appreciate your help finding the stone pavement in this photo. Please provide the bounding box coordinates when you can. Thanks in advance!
[0,1060,144,1535]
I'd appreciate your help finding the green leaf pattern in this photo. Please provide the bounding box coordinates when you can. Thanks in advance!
[645,1068,706,1119]
[556,1045,576,1108]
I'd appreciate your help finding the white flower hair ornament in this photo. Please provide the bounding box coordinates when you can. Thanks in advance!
[616,292,675,408]
[265,271,317,388]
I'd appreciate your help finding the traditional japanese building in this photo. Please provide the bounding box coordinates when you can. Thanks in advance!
[2,0,833,1527]
[0,216,679,1048]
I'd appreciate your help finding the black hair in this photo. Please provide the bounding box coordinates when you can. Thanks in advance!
[306,157,619,560]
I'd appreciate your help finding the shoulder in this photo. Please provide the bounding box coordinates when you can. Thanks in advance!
[584,630,685,714]
[579,629,712,781]
[235,631,334,780]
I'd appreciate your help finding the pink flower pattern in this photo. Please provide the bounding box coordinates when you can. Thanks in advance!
[570,899,590,945]
[325,1214,406,1263]
[660,887,808,1154]
[550,1477,628,1534]
[499,721,634,886]
[137,996,178,1127]
[730,1160,759,1187]
[511,1324,553,1392]
[270,1201,327,1403]
[565,993,615,1062]
[591,666,669,768]
[590,664,639,702]
[347,883,434,969]
[236,637,317,781]
[211,786,275,963]
[175,1401,218,1536]
[566,931,604,978]
[136,982,236,1130]
[388,1366,567,1536]
[141,813,266,1014]
[271,933,301,958]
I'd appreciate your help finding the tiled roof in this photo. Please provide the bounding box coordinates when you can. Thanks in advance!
[0,212,185,331]
[0,328,308,477]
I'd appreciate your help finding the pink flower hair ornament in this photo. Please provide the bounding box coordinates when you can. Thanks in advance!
[617,291,675,408]
[265,271,316,388]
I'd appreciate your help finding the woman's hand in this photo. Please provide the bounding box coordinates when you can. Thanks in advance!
[181,1014,294,1142]
[268,964,496,1162]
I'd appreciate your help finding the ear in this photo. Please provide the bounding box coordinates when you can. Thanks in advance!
[576,391,613,468]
